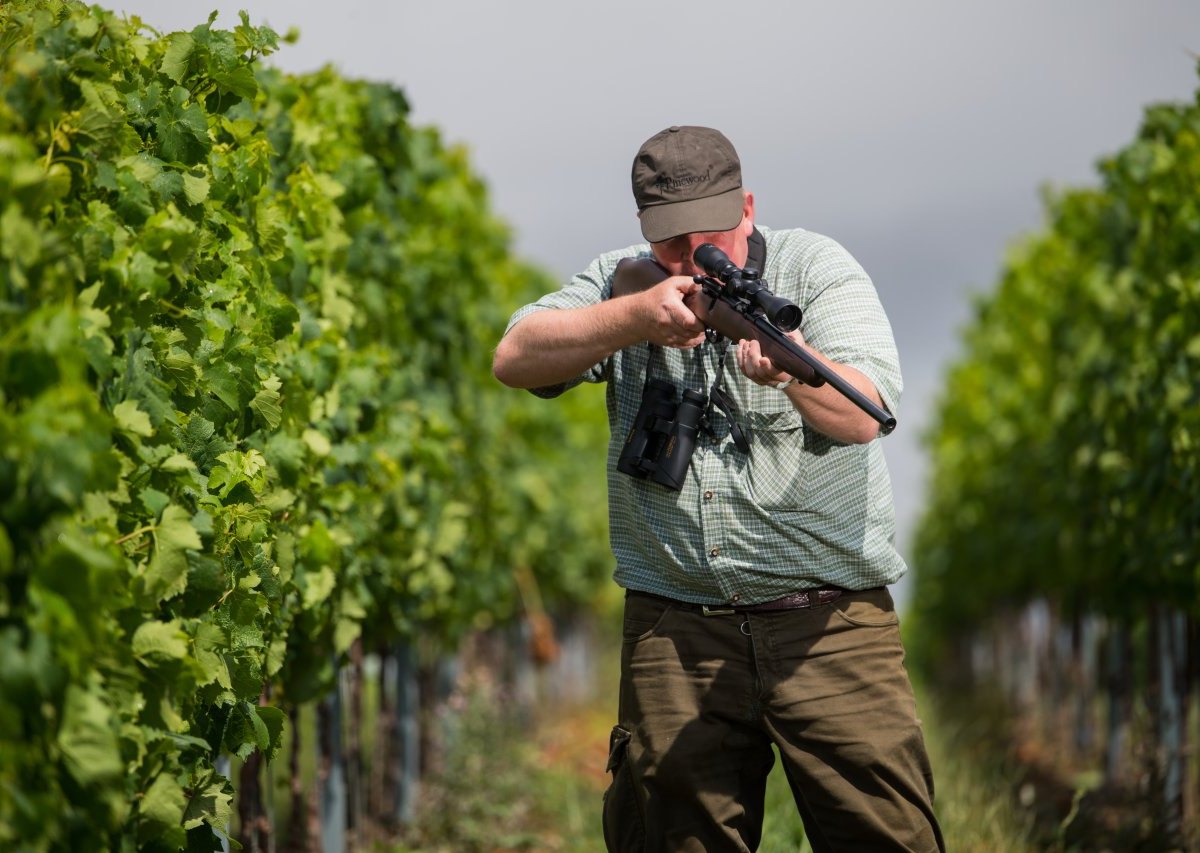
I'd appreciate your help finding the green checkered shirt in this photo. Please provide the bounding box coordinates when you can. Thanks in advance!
[504,226,906,605]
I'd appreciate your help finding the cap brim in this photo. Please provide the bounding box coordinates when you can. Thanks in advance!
[638,187,745,243]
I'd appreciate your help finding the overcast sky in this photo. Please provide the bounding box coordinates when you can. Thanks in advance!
[119,2,1199,603]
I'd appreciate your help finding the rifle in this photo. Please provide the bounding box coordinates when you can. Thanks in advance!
[611,243,897,435]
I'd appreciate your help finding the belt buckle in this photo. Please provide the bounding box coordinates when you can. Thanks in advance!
[701,604,736,616]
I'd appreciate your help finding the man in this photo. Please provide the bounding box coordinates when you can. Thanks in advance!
[493,126,943,852]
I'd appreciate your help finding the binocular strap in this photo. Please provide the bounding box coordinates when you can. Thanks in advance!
[706,344,751,453]
[702,227,763,453]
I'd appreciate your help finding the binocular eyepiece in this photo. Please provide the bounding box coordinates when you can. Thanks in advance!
[617,379,707,491]
[694,243,802,332]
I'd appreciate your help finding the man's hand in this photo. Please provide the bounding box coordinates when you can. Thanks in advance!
[735,329,888,444]
[493,273,705,390]
[637,276,706,348]
[735,329,806,387]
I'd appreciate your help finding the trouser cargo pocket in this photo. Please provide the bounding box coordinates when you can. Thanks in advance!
[602,725,644,852]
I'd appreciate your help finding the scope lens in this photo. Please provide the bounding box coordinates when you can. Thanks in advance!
[770,303,802,332]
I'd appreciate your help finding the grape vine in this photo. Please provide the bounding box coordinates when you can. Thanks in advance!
[0,2,610,849]
[911,65,1200,649]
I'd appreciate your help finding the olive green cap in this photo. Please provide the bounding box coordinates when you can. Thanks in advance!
[631,125,744,243]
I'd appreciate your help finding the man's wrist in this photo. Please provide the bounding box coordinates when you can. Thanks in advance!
[774,376,799,391]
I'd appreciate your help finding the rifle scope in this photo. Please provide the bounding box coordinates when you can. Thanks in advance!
[693,244,802,332]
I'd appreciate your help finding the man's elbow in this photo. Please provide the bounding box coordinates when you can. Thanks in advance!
[822,411,887,445]
[855,423,884,444]
[494,333,546,389]
[492,337,523,388]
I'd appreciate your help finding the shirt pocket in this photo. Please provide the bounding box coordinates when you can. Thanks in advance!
[745,408,807,510]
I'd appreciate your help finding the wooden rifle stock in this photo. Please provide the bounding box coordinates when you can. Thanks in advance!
[611,257,897,435]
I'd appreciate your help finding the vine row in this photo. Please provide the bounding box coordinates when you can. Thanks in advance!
[0,2,610,849]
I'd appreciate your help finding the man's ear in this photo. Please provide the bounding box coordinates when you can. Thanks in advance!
[741,191,755,234]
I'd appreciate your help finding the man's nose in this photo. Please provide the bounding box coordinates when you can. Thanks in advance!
[676,236,708,270]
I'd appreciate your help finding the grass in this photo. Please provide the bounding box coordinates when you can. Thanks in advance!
[387,618,1036,852]
[388,674,610,852]
[912,679,1038,852]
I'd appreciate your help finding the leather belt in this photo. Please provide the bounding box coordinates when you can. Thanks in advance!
[629,586,876,616]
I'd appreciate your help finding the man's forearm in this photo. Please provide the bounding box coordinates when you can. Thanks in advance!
[495,276,708,390]
[492,297,647,390]
[782,353,887,444]
[736,335,890,445]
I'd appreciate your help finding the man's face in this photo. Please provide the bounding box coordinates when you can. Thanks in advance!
[649,193,755,276]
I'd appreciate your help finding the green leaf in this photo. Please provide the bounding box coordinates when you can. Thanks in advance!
[302,428,331,457]
[192,622,231,689]
[182,173,210,205]
[255,201,287,261]
[76,81,132,151]
[145,505,202,602]
[334,616,359,655]
[115,170,155,224]
[249,375,282,429]
[128,250,167,296]
[235,10,281,57]
[139,771,188,830]
[156,87,211,165]
[164,731,213,753]
[211,65,258,100]
[114,399,154,438]
[140,487,171,519]
[132,619,189,663]
[57,684,123,785]
[222,701,271,759]
[160,453,197,473]
[125,81,163,123]
[248,705,269,750]
[255,705,286,760]
[0,525,12,575]
[159,32,195,83]
[302,566,336,609]
[123,152,162,184]
[149,168,184,203]
[204,361,245,412]
[262,488,295,513]
[179,415,231,472]
[182,775,233,831]
[125,346,179,426]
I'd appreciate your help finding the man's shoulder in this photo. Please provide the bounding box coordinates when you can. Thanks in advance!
[761,225,864,279]
[590,242,653,276]
[761,225,844,256]
[551,243,654,295]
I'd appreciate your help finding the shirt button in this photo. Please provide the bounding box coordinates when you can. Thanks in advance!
[703,490,714,500]
[709,547,720,558]
[731,594,741,602]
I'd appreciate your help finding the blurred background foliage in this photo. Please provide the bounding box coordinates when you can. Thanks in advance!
[910,60,1199,851]
[911,63,1200,648]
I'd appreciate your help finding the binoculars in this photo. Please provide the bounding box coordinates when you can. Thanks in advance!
[616,379,706,491]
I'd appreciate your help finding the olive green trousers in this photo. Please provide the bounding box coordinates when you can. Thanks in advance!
[603,587,944,852]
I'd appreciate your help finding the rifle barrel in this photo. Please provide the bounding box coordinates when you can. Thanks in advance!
[747,310,896,435]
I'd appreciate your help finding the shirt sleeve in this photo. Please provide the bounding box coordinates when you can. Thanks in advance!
[502,251,623,398]
[795,237,903,418]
